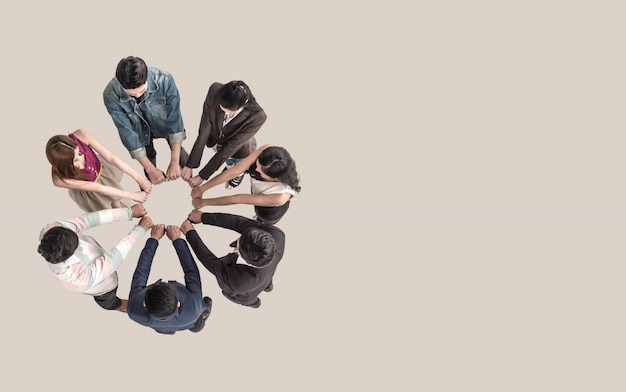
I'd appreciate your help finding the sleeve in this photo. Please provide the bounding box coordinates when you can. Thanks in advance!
[129,237,159,297]
[163,74,185,142]
[172,238,202,297]
[44,207,133,236]
[198,110,267,179]
[185,229,226,278]
[103,83,146,158]
[185,86,216,169]
[200,212,259,235]
[83,224,148,288]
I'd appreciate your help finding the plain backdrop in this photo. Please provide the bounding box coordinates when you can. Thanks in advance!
[0,1,624,391]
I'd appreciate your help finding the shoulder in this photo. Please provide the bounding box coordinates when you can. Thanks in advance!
[70,128,90,141]
[209,82,223,94]
[103,77,122,98]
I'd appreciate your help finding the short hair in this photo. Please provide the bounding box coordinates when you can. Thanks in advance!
[219,80,262,112]
[115,56,148,89]
[238,227,276,268]
[38,227,79,264]
[144,281,178,318]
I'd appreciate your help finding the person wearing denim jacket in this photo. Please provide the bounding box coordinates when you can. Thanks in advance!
[103,56,188,185]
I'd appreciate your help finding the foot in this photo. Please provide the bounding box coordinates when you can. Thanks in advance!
[245,298,261,308]
[264,282,273,292]
[226,173,245,189]
[190,297,212,333]
[222,166,244,189]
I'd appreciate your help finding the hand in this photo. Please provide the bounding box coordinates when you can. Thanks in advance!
[181,166,193,181]
[190,186,204,199]
[138,178,152,194]
[138,215,153,230]
[188,175,203,188]
[187,209,203,224]
[130,203,147,218]
[130,191,148,203]
[166,162,181,181]
[181,219,194,234]
[147,168,166,185]
[191,198,204,209]
[166,225,181,241]
[151,224,165,240]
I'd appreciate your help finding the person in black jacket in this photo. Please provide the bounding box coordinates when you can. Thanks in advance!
[182,210,285,308]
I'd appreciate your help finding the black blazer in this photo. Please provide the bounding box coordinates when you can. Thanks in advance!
[185,213,285,306]
[185,82,267,179]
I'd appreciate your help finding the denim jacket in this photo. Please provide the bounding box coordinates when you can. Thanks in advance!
[103,67,186,160]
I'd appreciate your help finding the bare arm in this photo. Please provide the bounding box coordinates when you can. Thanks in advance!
[190,144,272,199]
[166,142,182,181]
[192,192,290,209]
[53,175,147,203]
[72,129,152,193]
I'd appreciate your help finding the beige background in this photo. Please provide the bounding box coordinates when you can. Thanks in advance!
[0,0,624,390]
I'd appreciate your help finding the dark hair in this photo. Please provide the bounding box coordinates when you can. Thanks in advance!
[38,227,79,264]
[238,227,276,268]
[219,80,262,112]
[115,56,148,89]
[45,135,86,181]
[258,147,301,192]
[144,281,178,318]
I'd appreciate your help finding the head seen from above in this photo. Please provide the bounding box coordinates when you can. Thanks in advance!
[256,146,301,192]
[237,227,276,268]
[144,280,179,319]
[116,55,148,91]
[219,80,252,112]
[38,226,79,264]
[45,135,86,179]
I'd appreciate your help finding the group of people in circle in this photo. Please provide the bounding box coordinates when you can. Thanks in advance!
[37,55,300,335]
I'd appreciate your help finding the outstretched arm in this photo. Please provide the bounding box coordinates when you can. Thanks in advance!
[43,206,134,235]
[190,144,272,199]
[72,129,152,193]
[173,237,202,297]
[129,237,159,298]
[53,175,148,204]
[192,192,290,209]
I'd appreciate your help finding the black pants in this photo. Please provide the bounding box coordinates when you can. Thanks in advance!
[255,201,290,224]
[93,287,122,310]
[145,135,189,168]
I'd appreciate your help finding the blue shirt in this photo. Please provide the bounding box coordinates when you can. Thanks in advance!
[127,238,206,334]
[103,67,186,160]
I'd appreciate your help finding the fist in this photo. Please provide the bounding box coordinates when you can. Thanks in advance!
[151,224,165,240]
[166,225,181,241]
[131,203,147,218]
[187,210,203,223]
[181,219,194,234]
[138,215,153,230]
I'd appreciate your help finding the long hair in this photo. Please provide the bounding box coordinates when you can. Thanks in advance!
[258,147,301,193]
[45,135,86,181]
[219,80,263,112]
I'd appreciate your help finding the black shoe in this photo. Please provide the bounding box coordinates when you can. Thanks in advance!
[202,296,213,315]
[264,282,273,292]
[190,297,212,333]
[222,166,245,189]
[245,298,261,309]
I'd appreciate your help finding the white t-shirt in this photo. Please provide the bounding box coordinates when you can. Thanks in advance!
[250,177,296,197]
